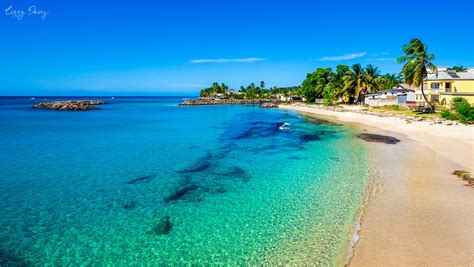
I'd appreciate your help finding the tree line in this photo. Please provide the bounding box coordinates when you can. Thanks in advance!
[199,39,469,108]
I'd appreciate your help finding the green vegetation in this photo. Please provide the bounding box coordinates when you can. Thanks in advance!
[198,39,472,114]
[441,97,474,124]
[300,64,400,104]
[397,38,437,112]
[451,66,467,72]
[200,82,229,97]
[199,81,302,100]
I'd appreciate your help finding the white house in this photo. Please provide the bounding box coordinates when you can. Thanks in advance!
[365,84,415,107]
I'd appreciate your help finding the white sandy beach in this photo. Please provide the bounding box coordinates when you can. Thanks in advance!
[280,104,474,266]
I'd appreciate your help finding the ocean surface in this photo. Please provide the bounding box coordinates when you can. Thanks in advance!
[0,96,369,265]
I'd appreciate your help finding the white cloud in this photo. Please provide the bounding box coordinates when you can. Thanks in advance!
[374,57,396,61]
[372,52,390,57]
[318,52,367,61]
[189,58,267,63]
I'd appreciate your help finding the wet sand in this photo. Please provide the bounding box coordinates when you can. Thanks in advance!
[280,104,474,266]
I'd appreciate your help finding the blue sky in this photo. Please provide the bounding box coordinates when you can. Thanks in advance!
[1,0,473,96]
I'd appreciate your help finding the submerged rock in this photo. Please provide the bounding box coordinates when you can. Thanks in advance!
[287,155,304,160]
[164,184,200,203]
[357,133,400,144]
[126,174,156,185]
[300,133,321,142]
[148,216,172,235]
[122,201,137,210]
[32,100,106,111]
[305,118,341,126]
[0,249,28,266]
[177,161,211,174]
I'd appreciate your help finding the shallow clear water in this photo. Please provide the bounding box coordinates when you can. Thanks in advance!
[0,97,369,265]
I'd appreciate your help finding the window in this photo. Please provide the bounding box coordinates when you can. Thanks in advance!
[431,83,440,89]
[431,95,439,102]
[445,82,452,92]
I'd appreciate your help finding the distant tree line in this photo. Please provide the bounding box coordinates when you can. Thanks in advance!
[300,64,402,104]
[198,39,470,106]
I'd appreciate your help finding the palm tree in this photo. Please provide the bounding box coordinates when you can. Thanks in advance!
[397,38,437,112]
[374,73,402,91]
[260,81,265,90]
[364,64,380,94]
[343,64,367,104]
[451,66,467,72]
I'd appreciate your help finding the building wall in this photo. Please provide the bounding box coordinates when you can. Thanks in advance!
[365,96,398,107]
[416,79,474,107]
[440,94,474,107]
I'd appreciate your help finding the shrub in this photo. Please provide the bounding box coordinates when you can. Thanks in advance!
[441,109,457,120]
[443,97,474,124]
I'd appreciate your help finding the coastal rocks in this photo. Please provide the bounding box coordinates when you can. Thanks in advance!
[357,133,400,144]
[452,170,474,187]
[260,102,278,108]
[32,100,106,111]
[180,99,276,106]
[148,216,172,235]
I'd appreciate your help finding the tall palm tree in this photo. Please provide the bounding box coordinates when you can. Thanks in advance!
[343,64,367,104]
[364,64,380,93]
[397,39,437,112]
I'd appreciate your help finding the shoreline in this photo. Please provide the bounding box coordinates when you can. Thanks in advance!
[280,104,474,266]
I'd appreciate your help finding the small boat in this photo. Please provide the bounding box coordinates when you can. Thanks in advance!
[30,97,36,100]
[279,122,291,131]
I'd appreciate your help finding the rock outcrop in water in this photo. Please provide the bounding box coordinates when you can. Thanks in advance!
[32,100,106,111]
[357,133,400,144]
[259,102,278,108]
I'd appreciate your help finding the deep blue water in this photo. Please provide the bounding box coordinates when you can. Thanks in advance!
[0,96,369,265]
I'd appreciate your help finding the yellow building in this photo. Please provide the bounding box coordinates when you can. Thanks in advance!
[414,67,474,107]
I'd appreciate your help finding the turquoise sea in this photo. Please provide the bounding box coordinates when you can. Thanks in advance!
[0,97,369,265]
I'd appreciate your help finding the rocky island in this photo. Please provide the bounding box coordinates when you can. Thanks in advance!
[32,100,106,111]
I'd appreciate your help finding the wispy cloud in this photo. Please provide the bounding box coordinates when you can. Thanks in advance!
[372,52,390,57]
[190,58,267,63]
[318,52,367,61]
[374,57,396,61]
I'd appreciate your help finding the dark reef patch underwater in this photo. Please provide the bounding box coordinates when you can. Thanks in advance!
[0,249,28,266]
[126,174,157,184]
[148,216,172,235]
